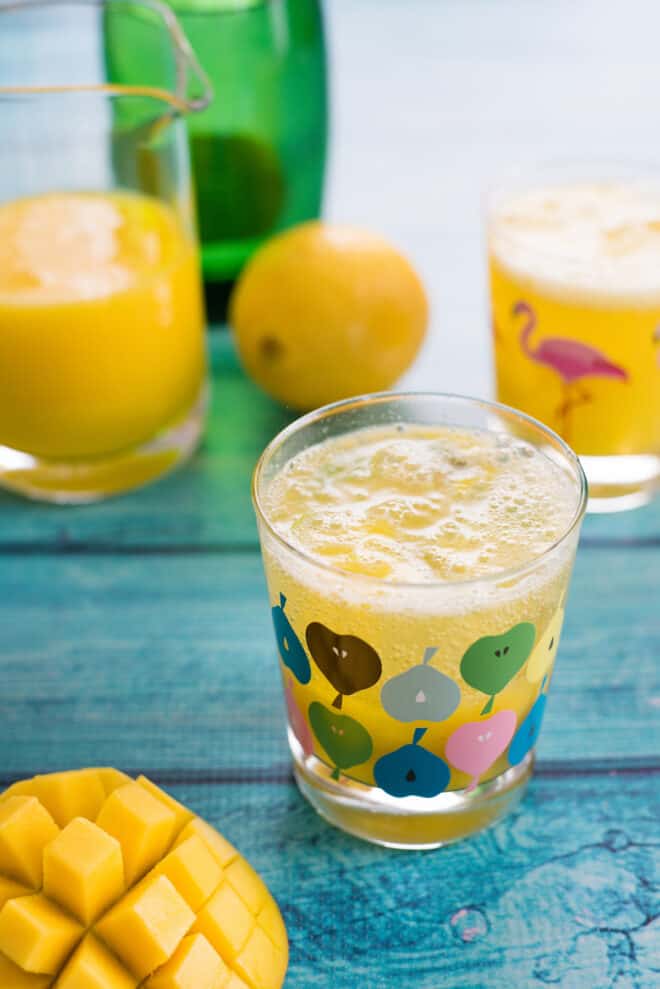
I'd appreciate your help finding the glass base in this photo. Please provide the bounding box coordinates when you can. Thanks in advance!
[582,453,660,513]
[291,732,533,850]
[0,387,207,504]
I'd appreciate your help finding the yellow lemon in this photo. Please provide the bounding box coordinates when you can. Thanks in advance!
[230,222,429,410]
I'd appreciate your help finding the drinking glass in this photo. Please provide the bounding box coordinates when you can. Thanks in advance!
[0,0,211,502]
[253,394,587,848]
[488,162,660,512]
[105,0,328,292]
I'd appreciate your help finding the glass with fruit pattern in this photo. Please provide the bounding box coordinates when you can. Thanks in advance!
[253,393,587,849]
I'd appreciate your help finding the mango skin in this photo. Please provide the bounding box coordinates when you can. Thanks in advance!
[0,769,288,989]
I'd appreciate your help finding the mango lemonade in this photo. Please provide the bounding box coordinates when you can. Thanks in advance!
[490,181,660,506]
[0,191,205,464]
[256,409,584,846]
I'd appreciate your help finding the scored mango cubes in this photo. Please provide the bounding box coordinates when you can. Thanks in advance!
[96,782,178,887]
[43,817,125,925]
[0,769,288,989]
[0,892,83,974]
[95,874,195,980]
[0,797,59,888]
[151,837,223,912]
[57,934,138,989]
[147,933,229,989]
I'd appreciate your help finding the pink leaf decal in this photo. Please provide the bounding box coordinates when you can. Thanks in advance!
[445,710,517,791]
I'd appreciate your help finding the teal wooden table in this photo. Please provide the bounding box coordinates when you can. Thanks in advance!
[3,1,660,985]
[1,338,659,988]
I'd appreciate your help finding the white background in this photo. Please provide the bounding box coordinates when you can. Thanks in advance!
[324,0,660,396]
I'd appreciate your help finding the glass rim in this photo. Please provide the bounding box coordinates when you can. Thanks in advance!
[0,0,213,113]
[485,157,660,224]
[486,156,660,198]
[484,157,660,295]
[252,390,589,592]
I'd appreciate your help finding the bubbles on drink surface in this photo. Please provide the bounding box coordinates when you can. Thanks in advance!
[263,425,577,582]
[490,180,660,300]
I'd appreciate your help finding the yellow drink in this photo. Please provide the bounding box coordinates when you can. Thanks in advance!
[489,181,660,508]
[0,191,205,498]
[255,399,585,847]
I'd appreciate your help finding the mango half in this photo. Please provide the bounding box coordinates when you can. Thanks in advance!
[0,770,288,989]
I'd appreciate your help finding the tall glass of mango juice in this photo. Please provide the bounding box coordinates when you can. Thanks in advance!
[0,0,211,501]
[254,394,587,848]
[489,166,660,512]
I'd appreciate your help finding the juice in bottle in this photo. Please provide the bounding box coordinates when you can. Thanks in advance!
[489,180,660,509]
[255,402,585,847]
[0,190,206,499]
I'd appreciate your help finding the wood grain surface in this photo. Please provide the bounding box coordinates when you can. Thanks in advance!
[1,2,659,987]
[1,335,658,987]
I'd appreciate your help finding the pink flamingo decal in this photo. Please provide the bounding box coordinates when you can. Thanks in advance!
[513,301,628,437]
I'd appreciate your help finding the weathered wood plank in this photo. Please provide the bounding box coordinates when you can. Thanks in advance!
[1,4,657,987]
[152,778,660,988]
[581,504,660,546]
[1,548,657,777]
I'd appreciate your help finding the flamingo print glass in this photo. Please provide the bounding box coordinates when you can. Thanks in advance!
[489,164,660,512]
[253,394,587,848]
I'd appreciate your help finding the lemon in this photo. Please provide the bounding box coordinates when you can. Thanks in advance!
[229,222,429,410]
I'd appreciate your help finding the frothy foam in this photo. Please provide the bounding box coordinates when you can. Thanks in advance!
[0,193,179,303]
[490,181,660,302]
[262,425,578,585]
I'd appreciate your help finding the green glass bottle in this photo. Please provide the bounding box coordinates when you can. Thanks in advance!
[105,0,328,299]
